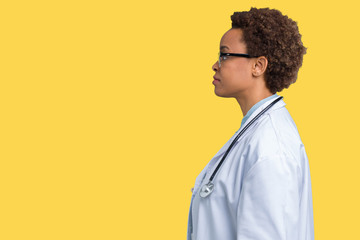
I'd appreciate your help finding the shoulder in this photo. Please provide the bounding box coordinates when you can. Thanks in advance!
[240,106,304,174]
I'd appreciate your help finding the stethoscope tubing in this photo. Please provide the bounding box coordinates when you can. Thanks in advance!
[208,96,284,182]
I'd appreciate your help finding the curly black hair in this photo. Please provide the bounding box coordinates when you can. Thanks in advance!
[231,8,307,93]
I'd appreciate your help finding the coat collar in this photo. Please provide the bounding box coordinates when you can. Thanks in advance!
[238,95,286,132]
[212,96,286,159]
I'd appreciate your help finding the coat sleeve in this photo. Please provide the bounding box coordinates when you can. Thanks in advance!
[236,154,302,240]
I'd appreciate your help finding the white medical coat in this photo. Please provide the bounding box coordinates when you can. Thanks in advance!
[187,96,314,240]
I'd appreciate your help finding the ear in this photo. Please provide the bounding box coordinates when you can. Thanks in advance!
[252,56,268,77]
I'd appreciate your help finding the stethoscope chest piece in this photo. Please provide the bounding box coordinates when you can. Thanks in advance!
[199,182,214,198]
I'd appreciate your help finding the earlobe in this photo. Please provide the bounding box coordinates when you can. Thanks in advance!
[253,71,261,77]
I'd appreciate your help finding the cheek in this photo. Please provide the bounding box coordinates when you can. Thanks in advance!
[222,65,252,87]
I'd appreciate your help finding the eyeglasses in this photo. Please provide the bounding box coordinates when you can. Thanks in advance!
[218,52,260,68]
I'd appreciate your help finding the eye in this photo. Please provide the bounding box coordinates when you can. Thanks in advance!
[221,55,229,61]
[219,52,230,62]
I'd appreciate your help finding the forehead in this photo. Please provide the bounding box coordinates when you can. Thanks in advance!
[220,28,246,52]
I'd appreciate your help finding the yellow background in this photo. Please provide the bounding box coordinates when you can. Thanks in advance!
[1,0,359,239]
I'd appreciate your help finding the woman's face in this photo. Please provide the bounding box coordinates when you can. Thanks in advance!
[212,28,256,98]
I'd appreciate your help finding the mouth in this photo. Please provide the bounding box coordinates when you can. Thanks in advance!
[212,76,220,85]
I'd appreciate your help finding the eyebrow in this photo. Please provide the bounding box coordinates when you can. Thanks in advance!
[220,46,230,51]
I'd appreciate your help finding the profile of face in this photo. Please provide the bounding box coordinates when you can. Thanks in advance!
[212,28,261,98]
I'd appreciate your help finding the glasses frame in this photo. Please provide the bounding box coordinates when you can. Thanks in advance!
[218,52,260,68]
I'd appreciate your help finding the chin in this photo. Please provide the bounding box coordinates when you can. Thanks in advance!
[214,89,233,98]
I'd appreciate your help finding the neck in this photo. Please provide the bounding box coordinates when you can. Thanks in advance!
[235,89,273,116]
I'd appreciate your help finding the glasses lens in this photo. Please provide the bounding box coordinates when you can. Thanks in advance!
[218,52,221,67]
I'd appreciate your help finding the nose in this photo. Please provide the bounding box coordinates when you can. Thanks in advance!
[212,61,219,72]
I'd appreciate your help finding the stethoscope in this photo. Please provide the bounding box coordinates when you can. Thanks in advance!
[199,96,284,198]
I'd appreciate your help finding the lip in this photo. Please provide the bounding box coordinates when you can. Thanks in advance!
[213,76,220,85]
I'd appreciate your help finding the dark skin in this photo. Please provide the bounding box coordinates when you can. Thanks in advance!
[212,28,272,117]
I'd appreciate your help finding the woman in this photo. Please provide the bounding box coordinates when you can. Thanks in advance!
[187,7,314,240]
